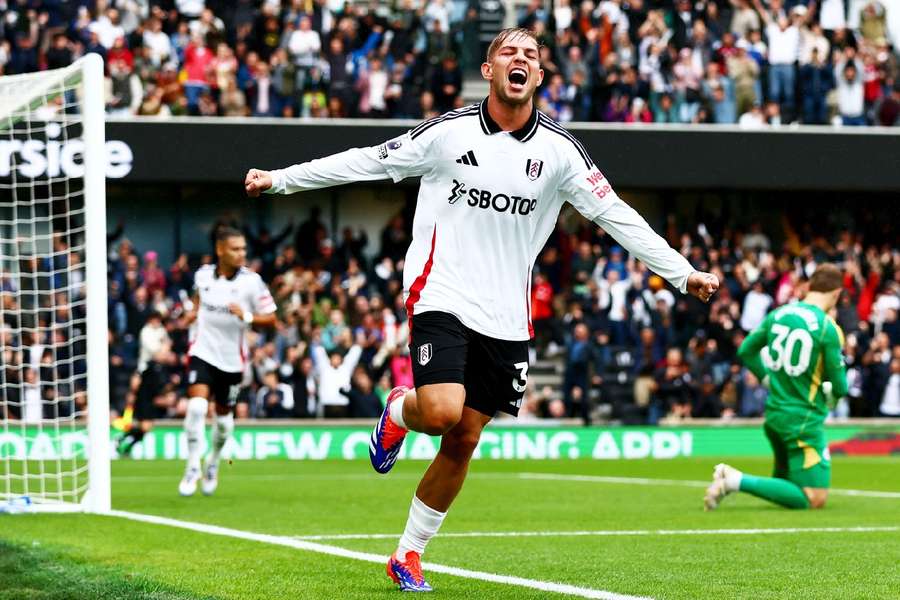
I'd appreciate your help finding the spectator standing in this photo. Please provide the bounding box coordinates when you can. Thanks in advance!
[143,18,172,68]
[431,54,463,113]
[703,63,738,123]
[731,0,761,39]
[652,348,694,423]
[357,57,389,117]
[255,370,295,418]
[799,48,834,124]
[755,0,800,120]
[739,370,768,416]
[341,367,383,418]
[728,40,761,117]
[835,56,866,125]
[288,16,322,87]
[183,35,214,114]
[741,281,774,332]
[312,334,363,418]
[141,251,166,297]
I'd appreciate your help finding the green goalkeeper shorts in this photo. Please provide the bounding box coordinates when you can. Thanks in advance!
[764,421,832,489]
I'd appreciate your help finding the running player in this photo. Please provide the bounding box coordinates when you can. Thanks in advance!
[115,312,177,456]
[245,28,718,591]
[178,227,276,496]
[705,263,847,511]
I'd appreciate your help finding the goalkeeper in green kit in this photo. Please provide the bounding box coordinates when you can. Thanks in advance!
[705,263,847,511]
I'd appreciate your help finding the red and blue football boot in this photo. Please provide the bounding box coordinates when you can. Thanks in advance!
[369,386,409,474]
[387,550,432,592]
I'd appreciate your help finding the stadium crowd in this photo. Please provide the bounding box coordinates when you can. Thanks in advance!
[92,204,900,425]
[0,1,898,126]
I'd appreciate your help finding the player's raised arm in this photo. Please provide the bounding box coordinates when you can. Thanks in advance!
[244,128,436,197]
[561,160,719,302]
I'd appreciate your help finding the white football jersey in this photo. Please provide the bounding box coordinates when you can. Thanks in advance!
[188,265,277,373]
[267,99,695,341]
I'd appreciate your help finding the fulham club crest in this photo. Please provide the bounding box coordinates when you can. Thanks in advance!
[525,159,544,181]
[418,343,433,366]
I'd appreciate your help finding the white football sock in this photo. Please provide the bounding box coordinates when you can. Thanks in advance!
[396,495,447,559]
[184,397,208,470]
[208,412,234,467]
[389,391,407,429]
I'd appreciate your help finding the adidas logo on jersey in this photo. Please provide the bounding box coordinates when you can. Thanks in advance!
[455,150,478,166]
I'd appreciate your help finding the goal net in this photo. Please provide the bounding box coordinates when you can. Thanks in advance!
[0,54,109,513]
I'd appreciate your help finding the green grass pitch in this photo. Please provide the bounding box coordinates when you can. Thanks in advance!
[2,456,898,599]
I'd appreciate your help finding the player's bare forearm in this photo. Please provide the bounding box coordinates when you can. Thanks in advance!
[252,313,278,329]
[183,294,200,325]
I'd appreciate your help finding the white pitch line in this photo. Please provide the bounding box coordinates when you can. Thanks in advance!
[106,509,649,600]
[293,525,900,541]
[518,473,900,499]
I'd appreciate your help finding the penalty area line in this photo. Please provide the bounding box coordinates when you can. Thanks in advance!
[518,473,900,499]
[293,525,900,541]
[106,509,650,600]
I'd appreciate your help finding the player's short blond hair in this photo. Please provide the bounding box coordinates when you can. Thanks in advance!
[809,263,843,293]
[485,28,541,63]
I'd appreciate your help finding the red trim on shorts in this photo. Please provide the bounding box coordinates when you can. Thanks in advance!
[526,268,534,338]
[405,225,437,332]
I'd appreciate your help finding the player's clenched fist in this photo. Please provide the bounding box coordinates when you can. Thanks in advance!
[244,168,272,197]
[687,271,720,303]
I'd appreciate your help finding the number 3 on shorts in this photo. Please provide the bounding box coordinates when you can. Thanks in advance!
[512,361,529,393]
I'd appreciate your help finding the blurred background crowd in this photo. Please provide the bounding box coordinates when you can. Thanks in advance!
[92,203,900,424]
[1,0,898,125]
[1,202,898,425]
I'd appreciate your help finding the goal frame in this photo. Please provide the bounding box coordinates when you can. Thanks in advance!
[81,52,111,514]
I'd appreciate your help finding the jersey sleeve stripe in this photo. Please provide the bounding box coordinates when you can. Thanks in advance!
[525,267,534,338]
[410,105,479,140]
[410,104,478,136]
[538,114,593,169]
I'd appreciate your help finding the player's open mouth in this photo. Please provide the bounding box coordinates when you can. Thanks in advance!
[508,67,527,91]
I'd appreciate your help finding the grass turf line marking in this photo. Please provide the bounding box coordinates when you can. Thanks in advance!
[519,473,900,499]
[293,526,900,541]
[107,509,650,600]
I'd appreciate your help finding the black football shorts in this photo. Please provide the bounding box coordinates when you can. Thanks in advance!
[409,311,529,417]
[187,356,243,408]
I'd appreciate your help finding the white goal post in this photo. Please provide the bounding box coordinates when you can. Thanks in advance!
[0,54,109,513]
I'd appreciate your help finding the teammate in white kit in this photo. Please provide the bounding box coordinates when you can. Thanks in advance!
[179,227,276,496]
[245,29,719,591]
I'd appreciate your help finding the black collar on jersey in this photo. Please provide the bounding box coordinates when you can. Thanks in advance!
[478,97,539,142]
[214,265,240,281]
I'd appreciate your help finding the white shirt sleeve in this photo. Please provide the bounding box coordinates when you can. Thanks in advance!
[342,344,363,373]
[251,275,277,314]
[265,130,434,195]
[560,158,695,294]
[311,344,328,374]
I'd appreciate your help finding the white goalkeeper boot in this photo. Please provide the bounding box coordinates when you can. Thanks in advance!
[704,463,740,511]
